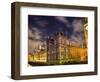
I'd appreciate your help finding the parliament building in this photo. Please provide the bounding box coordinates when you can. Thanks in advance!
[28,25,88,65]
[47,31,87,65]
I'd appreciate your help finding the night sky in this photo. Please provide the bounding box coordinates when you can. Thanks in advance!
[28,15,87,54]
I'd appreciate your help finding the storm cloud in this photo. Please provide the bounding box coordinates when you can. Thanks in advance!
[28,15,87,53]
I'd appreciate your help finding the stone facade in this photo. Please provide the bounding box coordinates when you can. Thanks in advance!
[47,32,87,64]
[28,29,88,65]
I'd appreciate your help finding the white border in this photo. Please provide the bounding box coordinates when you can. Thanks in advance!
[20,7,95,75]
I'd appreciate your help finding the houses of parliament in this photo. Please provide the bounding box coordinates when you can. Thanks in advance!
[28,24,88,65]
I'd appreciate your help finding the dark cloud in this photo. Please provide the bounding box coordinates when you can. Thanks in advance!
[28,15,87,53]
[55,16,72,28]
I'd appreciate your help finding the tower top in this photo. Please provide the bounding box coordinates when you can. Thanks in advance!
[55,31,66,36]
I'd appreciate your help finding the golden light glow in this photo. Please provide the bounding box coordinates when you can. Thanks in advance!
[28,20,88,65]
